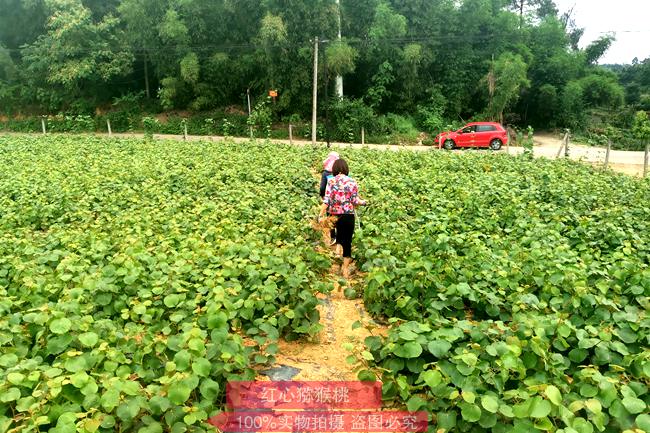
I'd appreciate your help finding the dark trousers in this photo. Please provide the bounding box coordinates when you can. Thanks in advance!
[334,214,355,258]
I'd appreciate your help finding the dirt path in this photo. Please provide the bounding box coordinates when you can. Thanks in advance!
[507,133,647,176]
[256,173,386,382]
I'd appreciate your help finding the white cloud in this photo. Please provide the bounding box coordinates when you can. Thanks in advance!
[553,0,650,64]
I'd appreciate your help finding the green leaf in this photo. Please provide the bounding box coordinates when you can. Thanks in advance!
[545,385,562,406]
[191,358,211,377]
[173,350,191,371]
[7,372,25,385]
[199,378,220,400]
[0,354,18,368]
[481,395,499,413]
[436,412,456,429]
[420,370,442,389]
[636,414,650,432]
[50,318,72,334]
[406,395,427,412]
[116,398,141,421]
[101,388,120,412]
[529,397,552,418]
[168,383,192,405]
[393,341,422,358]
[585,399,602,414]
[0,387,21,402]
[460,402,482,422]
[78,332,99,347]
[164,294,181,308]
[622,396,646,414]
[462,391,476,404]
[149,396,171,415]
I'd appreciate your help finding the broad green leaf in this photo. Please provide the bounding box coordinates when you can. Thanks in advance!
[393,342,422,358]
[460,403,482,422]
[78,332,99,347]
[420,370,442,389]
[481,395,499,413]
[545,385,562,406]
[0,387,21,402]
[622,397,646,414]
[168,383,192,405]
[50,318,72,334]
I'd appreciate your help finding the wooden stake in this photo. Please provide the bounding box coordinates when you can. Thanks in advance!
[361,127,365,145]
[289,124,293,144]
[107,119,112,137]
[644,142,649,178]
[183,122,188,141]
[604,139,611,169]
[556,132,568,159]
[41,117,46,134]
[565,130,570,158]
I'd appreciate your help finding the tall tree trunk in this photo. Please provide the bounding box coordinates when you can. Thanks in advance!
[144,53,150,99]
[519,0,524,28]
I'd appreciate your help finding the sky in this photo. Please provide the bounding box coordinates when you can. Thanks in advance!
[553,0,650,64]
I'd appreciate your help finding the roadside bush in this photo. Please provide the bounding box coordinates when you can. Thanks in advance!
[329,97,374,142]
[416,87,447,134]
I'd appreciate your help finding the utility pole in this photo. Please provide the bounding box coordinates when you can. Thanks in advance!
[335,0,343,98]
[312,37,319,146]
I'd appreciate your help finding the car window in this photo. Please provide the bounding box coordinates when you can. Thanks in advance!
[476,125,497,132]
[461,126,476,133]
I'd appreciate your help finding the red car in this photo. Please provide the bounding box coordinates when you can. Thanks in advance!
[436,122,508,150]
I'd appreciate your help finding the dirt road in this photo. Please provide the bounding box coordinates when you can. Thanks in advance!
[511,133,647,177]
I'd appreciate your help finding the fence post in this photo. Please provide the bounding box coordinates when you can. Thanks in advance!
[644,142,649,178]
[41,117,46,135]
[506,129,510,154]
[361,127,365,146]
[604,138,611,169]
[183,121,188,141]
[565,129,570,158]
[556,132,567,159]
[289,124,293,145]
[107,119,112,137]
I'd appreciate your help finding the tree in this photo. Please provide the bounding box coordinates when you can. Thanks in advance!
[509,0,555,26]
[21,0,133,109]
[632,111,650,141]
[0,45,18,110]
[486,52,530,124]
[326,41,358,78]
[584,35,615,65]
[579,73,624,109]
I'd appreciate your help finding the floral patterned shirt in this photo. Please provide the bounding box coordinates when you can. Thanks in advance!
[323,174,364,215]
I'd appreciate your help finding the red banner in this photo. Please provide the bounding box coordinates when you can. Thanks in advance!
[226,381,382,410]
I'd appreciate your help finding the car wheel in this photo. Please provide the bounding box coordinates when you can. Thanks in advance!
[443,139,455,150]
[489,139,502,151]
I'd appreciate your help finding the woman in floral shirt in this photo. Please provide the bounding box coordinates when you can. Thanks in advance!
[318,158,367,278]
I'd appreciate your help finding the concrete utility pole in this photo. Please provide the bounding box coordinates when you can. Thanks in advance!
[335,0,344,98]
[312,37,319,145]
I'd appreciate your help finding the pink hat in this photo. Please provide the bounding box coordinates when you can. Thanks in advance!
[323,152,339,171]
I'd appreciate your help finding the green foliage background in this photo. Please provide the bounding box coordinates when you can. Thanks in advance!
[0,0,648,139]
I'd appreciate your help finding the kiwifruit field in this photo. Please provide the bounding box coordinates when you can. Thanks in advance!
[0,135,648,433]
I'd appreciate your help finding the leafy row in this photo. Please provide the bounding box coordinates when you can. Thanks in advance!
[0,136,331,432]
[349,150,650,432]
